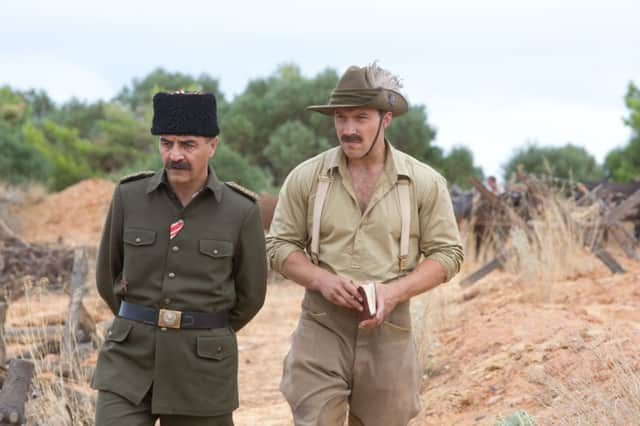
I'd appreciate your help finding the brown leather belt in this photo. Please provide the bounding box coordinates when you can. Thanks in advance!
[118,301,228,329]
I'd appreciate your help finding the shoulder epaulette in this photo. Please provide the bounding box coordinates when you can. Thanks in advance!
[119,171,155,184]
[224,181,258,202]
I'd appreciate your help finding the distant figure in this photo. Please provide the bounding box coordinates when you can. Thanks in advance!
[487,175,500,194]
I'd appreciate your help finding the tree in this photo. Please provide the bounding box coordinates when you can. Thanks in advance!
[114,68,226,112]
[263,120,329,185]
[503,142,604,183]
[90,104,156,172]
[212,143,270,192]
[48,98,108,139]
[0,86,29,127]
[0,121,48,184]
[22,120,96,190]
[439,146,484,189]
[604,82,640,181]
[219,115,256,162]
[224,64,338,173]
[385,105,438,164]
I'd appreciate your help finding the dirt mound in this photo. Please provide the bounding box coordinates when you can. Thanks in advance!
[14,179,115,247]
[414,252,640,425]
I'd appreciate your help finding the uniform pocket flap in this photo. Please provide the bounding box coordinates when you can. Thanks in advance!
[199,240,233,258]
[123,228,156,246]
[196,336,235,361]
[106,319,133,342]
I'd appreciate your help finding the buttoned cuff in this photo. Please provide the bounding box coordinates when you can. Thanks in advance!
[270,246,305,273]
[425,252,459,283]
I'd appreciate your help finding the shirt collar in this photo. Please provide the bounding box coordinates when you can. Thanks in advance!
[326,140,411,182]
[146,166,224,202]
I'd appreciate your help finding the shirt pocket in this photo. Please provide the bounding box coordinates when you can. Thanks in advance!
[122,228,157,285]
[199,239,234,280]
[194,334,239,411]
[102,318,134,353]
[196,335,236,361]
[123,228,157,247]
[199,239,233,259]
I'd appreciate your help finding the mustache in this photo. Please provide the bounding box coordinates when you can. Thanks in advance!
[341,134,362,143]
[166,160,191,170]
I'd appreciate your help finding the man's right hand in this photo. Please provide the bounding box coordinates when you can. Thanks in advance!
[313,274,363,311]
[279,251,363,310]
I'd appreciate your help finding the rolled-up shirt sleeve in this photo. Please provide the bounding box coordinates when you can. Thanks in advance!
[266,167,311,273]
[418,175,465,282]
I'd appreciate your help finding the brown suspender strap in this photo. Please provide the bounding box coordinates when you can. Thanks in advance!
[397,179,411,271]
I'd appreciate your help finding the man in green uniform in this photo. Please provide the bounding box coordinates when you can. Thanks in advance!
[266,63,464,425]
[92,91,267,425]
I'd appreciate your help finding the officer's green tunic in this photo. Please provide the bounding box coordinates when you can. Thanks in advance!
[92,167,267,417]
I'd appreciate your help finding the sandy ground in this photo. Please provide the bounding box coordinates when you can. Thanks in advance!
[5,179,640,425]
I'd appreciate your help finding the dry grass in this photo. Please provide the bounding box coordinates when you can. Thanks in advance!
[504,184,599,299]
[541,337,640,425]
[11,284,96,426]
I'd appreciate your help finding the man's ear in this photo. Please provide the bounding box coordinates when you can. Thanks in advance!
[382,111,393,129]
[209,136,219,158]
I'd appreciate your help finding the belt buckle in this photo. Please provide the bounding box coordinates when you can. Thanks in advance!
[158,308,182,329]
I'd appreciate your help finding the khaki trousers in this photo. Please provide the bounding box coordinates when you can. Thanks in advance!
[281,290,421,426]
[95,390,234,426]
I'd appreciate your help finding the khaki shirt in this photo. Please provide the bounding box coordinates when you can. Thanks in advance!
[266,142,464,283]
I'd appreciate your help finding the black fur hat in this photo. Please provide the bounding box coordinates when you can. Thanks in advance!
[150,92,219,137]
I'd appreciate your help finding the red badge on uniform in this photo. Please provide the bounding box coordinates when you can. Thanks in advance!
[170,219,184,239]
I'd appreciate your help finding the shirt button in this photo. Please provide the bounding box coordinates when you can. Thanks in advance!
[168,272,176,279]
[217,346,223,353]
[213,249,219,255]
[135,237,141,243]
[172,246,179,252]
[163,298,171,305]
[160,327,167,332]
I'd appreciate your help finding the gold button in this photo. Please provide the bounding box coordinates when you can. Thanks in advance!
[168,272,176,278]
[172,246,179,252]
[135,237,141,243]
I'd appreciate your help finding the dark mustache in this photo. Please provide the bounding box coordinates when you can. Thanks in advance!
[341,134,362,143]
[166,161,191,170]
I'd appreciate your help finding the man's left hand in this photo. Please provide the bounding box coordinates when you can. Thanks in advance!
[359,283,398,329]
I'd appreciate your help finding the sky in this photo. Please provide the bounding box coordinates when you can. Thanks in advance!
[2,0,639,180]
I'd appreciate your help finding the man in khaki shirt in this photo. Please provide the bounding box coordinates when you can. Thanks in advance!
[266,63,464,426]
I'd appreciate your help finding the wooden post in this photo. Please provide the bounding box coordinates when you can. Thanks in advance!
[609,223,638,260]
[61,248,90,371]
[0,303,6,370]
[604,189,640,225]
[460,249,516,287]
[0,218,27,249]
[0,359,34,425]
[592,246,626,274]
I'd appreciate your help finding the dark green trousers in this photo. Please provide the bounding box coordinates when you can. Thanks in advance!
[95,390,234,426]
